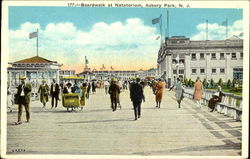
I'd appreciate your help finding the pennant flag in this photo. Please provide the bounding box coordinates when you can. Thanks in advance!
[29,31,37,39]
[222,20,227,26]
[156,36,160,40]
[239,32,243,36]
[152,17,160,24]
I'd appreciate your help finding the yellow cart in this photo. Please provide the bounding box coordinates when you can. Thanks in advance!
[62,93,84,111]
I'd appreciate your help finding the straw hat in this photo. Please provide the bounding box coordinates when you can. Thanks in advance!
[19,76,26,80]
[42,80,46,83]
[112,78,117,82]
[130,77,136,80]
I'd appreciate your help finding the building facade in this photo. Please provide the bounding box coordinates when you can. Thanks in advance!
[77,64,157,81]
[157,36,243,85]
[8,56,63,89]
[59,70,76,78]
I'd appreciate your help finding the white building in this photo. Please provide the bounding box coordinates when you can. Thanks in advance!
[8,56,62,88]
[157,36,243,85]
[77,64,157,81]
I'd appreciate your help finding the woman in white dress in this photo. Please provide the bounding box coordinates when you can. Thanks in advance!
[175,78,184,108]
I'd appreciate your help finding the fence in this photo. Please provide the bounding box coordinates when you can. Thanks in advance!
[183,88,242,121]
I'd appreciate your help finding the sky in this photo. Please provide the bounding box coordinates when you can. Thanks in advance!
[8,7,243,73]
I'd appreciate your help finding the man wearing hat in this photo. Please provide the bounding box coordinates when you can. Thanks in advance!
[108,78,120,111]
[15,76,32,125]
[50,79,60,108]
[38,80,49,108]
[130,78,145,120]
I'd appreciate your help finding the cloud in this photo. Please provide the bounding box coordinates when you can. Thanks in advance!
[8,18,160,73]
[191,19,243,40]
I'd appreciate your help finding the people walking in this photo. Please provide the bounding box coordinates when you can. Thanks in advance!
[193,77,203,108]
[50,79,60,108]
[175,78,184,108]
[92,80,96,94]
[38,80,49,108]
[108,78,120,112]
[80,83,87,106]
[15,76,32,125]
[155,79,165,108]
[104,80,110,95]
[86,82,91,99]
[208,85,224,112]
[130,78,145,120]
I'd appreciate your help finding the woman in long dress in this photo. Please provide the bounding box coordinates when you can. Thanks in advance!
[208,85,224,112]
[80,83,87,106]
[175,78,184,108]
[155,79,165,108]
[193,77,203,108]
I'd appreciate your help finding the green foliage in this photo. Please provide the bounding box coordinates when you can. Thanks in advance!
[218,78,223,86]
[183,77,188,86]
[227,79,232,88]
[188,78,194,87]
[210,79,215,88]
[202,78,208,88]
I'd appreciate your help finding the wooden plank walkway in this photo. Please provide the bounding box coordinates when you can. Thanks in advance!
[6,87,241,156]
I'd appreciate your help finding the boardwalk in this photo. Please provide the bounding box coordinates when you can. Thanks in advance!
[7,87,241,156]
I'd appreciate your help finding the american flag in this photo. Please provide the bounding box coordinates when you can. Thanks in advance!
[222,20,227,26]
[29,31,37,39]
[152,17,160,24]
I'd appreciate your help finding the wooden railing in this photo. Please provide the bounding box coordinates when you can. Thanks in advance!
[183,88,242,121]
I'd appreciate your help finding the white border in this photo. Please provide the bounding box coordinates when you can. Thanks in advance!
[1,1,249,159]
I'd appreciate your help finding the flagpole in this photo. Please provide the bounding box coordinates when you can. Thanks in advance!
[206,19,208,40]
[226,19,228,39]
[37,29,38,56]
[160,14,162,44]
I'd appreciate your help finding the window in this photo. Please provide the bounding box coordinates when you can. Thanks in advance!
[200,53,205,60]
[179,59,185,64]
[212,69,216,74]
[231,53,237,59]
[211,53,216,59]
[179,54,185,58]
[173,70,177,74]
[191,54,196,60]
[172,59,177,64]
[200,69,205,74]
[220,53,225,59]
[179,69,184,74]
[220,68,225,74]
[240,52,243,59]
[192,69,196,74]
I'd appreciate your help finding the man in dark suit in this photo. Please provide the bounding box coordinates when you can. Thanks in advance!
[50,79,60,108]
[16,76,32,125]
[130,78,145,120]
[108,78,120,112]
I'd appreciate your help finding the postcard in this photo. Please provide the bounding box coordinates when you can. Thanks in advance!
[1,0,249,159]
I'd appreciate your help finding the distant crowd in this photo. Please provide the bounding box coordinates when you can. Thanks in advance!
[8,76,224,124]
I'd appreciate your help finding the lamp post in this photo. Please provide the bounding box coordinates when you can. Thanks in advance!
[176,55,179,78]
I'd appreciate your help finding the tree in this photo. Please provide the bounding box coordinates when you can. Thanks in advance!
[218,78,223,86]
[202,78,207,88]
[183,77,188,86]
[188,78,194,87]
[227,79,232,88]
[210,79,215,88]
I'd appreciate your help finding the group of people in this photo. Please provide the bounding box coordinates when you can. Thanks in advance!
[13,75,225,124]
